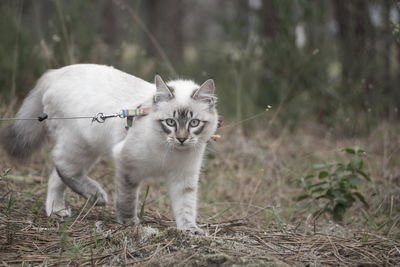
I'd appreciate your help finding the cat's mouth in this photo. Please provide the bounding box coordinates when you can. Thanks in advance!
[173,143,191,150]
[170,140,196,150]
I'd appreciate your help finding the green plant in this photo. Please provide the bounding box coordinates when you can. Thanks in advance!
[138,185,150,220]
[0,168,11,180]
[207,204,235,220]
[296,146,371,223]
[360,209,391,242]
[272,206,287,233]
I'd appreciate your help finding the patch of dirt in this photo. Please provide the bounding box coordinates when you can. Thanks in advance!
[0,176,398,267]
[1,125,400,266]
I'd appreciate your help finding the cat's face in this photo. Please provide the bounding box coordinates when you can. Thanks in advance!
[152,75,218,150]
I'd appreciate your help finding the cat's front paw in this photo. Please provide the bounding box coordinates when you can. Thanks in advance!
[180,224,207,235]
[117,214,140,226]
[55,208,72,217]
[48,207,72,218]
[46,199,71,217]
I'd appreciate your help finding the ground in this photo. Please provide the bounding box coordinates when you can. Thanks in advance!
[0,121,399,266]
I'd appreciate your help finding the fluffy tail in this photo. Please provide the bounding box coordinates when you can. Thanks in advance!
[0,78,48,159]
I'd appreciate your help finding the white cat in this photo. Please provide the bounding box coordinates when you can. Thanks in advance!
[0,64,218,234]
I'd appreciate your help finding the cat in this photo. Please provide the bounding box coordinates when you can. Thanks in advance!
[0,64,218,234]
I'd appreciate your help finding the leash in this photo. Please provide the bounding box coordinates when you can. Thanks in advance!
[0,108,151,125]
[0,105,274,142]
[0,114,93,122]
[0,107,222,141]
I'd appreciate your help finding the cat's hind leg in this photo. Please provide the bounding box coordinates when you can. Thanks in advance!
[51,140,108,208]
[46,168,71,217]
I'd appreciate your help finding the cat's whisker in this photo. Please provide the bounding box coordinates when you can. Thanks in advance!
[205,146,218,153]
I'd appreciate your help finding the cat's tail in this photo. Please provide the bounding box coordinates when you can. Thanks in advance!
[0,74,50,159]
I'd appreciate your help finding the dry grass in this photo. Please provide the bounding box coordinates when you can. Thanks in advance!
[1,120,400,266]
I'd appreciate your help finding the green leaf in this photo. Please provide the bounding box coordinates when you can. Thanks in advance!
[313,163,326,169]
[361,232,370,242]
[0,168,11,179]
[6,195,14,214]
[356,169,371,181]
[352,145,366,155]
[293,178,302,183]
[309,181,328,188]
[349,157,363,170]
[344,193,356,203]
[326,161,339,167]
[296,194,310,201]
[208,205,235,220]
[361,209,377,229]
[303,180,313,191]
[333,203,346,223]
[388,218,399,237]
[348,175,361,187]
[354,145,366,156]
[332,190,346,203]
[324,189,334,199]
[315,194,329,200]
[356,149,366,155]
[345,148,355,154]
[304,174,314,180]
[318,171,329,179]
[354,192,369,208]
[311,188,324,194]
[334,165,345,175]
[272,206,285,233]
[375,220,390,232]
[338,178,349,190]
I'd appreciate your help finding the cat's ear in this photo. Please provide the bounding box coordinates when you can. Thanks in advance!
[154,75,174,103]
[191,79,216,105]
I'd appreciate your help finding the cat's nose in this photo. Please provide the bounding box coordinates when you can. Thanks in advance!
[177,137,187,144]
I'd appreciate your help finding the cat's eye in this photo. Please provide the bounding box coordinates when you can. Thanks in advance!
[165,118,176,127]
[189,119,200,127]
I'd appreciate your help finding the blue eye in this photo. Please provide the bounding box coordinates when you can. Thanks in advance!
[189,119,200,127]
[165,118,176,127]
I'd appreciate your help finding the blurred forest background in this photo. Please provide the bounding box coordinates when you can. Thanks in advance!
[1,2,400,265]
[1,0,400,133]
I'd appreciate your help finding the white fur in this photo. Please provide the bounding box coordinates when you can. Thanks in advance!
[18,64,217,233]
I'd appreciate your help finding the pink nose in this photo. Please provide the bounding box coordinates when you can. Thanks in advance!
[177,137,187,144]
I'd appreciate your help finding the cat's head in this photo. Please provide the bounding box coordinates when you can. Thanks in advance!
[151,75,218,150]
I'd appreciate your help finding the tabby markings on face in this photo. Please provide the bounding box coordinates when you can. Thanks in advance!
[160,108,206,145]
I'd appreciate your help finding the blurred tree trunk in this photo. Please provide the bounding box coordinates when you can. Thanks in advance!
[333,0,353,84]
[261,0,278,38]
[145,0,184,61]
[89,0,118,64]
[238,0,250,41]
[382,0,394,117]
[32,1,44,40]
[235,0,249,126]
[354,0,375,104]
[101,0,117,46]
[333,0,374,102]
[398,42,400,116]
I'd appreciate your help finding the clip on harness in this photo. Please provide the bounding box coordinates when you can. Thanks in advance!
[92,107,152,130]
